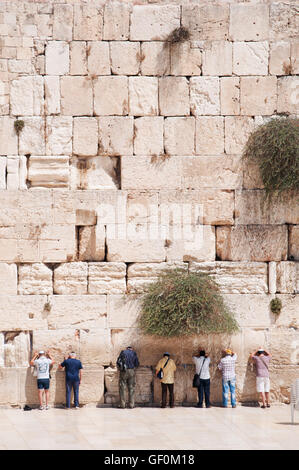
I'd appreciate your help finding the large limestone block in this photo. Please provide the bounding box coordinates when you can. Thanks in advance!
[107,239,166,263]
[272,294,299,329]
[269,2,299,41]
[88,262,126,295]
[202,41,232,76]
[129,77,158,116]
[94,76,128,116]
[182,156,242,190]
[32,329,82,364]
[79,367,105,405]
[18,263,53,295]
[103,2,131,41]
[220,77,240,116]
[3,331,31,368]
[0,369,19,405]
[98,116,133,156]
[171,41,201,76]
[10,76,44,116]
[107,295,141,329]
[229,3,269,41]
[133,117,164,156]
[70,41,87,75]
[61,76,93,116]
[73,4,103,41]
[190,262,268,294]
[27,156,69,188]
[54,262,88,295]
[47,295,107,329]
[73,117,98,157]
[224,117,255,155]
[233,42,269,76]
[277,77,299,114]
[87,41,110,76]
[45,41,69,75]
[140,42,170,76]
[270,328,299,366]
[110,42,140,76]
[39,225,76,263]
[195,116,224,155]
[0,263,17,294]
[121,156,182,190]
[159,77,190,116]
[182,4,229,41]
[222,294,271,328]
[216,225,288,261]
[0,117,18,155]
[79,328,111,366]
[127,262,187,294]
[190,77,220,116]
[269,41,291,75]
[235,190,299,225]
[130,5,180,41]
[44,76,60,115]
[0,295,48,331]
[6,156,26,190]
[46,116,72,156]
[78,225,105,262]
[289,226,299,261]
[53,4,73,41]
[164,117,195,156]
[240,77,277,116]
[165,225,216,262]
[19,117,46,155]
[276,262,297,294]
[71,156,119,190]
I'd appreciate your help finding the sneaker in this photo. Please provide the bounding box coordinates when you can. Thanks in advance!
[75,406,80,409]
[232,405,237,408]
[45,405,49,410]
[39,406,44,410]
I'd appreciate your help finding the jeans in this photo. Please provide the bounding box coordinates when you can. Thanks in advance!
[197,379,210,407]
[222,378,236,407]
[161,383,174,407]
[119,369,136,407]
[66,380,80,408]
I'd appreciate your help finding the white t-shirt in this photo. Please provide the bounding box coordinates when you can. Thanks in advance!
[192,356,211,379]
[34,357,52,379]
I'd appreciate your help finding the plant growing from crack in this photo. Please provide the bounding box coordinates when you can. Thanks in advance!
[270,297,282,315]
[14,119,25,135]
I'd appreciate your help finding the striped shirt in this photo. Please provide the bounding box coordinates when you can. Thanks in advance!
[218,354,237,381]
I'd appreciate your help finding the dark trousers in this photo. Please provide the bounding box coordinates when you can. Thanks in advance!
[197,379,210,407]
[66,380,80,408]
[119,369,136,407]
[161,383,174,407]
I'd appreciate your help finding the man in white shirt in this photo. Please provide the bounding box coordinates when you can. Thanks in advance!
[192,350,211,408]
[30,350,54,410]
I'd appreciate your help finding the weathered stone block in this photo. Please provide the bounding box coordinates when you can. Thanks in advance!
[45,41,69,75]
[71,157,119,190]
[291,41,299,74]
[240,77,277,116]
[18,263,52,295]
[202,41,232,76]
[54,262,88,295]
[159,77,190,116]
[276,262,297,294]
[229,3,269,41]
[0,117,18,155]
[130,5,180,41]
[182,4,229,41]
[87,41,110,76]
[171,42,202,76]
[73,4,103,41]
[110,41,140,76]
[11,76,44,116]
[70,41,87,75]
[195,116,224,155]
[61,76,93,116]
[46,117,72,156]
[269,41,291,75]
[0,295,48,331]
[103,2,131,41]
[94,76,128,116]
[0,263,17,294]
[127,262,187,293]
[44,76,60,115]
[107,239,166,263]
[220,77,240,116]
[88,262,126,294]
[269,3,299,41]
[53,4,73,41]
[277,77,299,114]
[19,117,46,156]
[233,42,269,76]
[165,225,216,262]
[133,117,164,156]
[129,77,158,116]
[289,225,299,261]
[78,225,105,261]
[73,117,98,157]
[28,156,69,188]
[216,225,288,261]
[79,328,110,366]
[164,117,195,156]
[140,42,170,76]
[190,77,220,116]
[224,117,255,155]
[98,116,133,156]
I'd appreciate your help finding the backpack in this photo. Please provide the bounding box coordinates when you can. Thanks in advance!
[117,351,127,371]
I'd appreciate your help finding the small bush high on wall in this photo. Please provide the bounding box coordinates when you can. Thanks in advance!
[139,269,239,337]
[243,117,299,197]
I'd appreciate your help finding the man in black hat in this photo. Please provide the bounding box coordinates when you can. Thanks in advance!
[117,346,139,409]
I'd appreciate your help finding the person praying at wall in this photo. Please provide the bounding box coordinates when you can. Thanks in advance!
[30,350,54,410]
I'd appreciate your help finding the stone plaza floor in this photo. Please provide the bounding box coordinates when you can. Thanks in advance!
[0,404,298,450]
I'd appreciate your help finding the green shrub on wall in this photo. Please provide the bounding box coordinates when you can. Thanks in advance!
[243,117,299,197]
[139,269,239,337]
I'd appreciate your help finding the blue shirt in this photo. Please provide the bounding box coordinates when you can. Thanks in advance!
[121,349,139,369]
[61,358,83,382]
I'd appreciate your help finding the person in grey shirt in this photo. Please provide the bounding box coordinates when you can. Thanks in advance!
[192,350,211,408]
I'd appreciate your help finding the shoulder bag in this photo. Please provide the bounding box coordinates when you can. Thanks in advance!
[193,357,206,388]
[157,356,170,380]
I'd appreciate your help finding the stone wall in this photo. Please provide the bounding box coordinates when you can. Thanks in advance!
[0,0,298,406]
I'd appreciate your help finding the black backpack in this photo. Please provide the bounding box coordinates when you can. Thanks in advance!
[117,351,127,371]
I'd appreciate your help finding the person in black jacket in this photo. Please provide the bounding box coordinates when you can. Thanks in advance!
[117,346,139,409]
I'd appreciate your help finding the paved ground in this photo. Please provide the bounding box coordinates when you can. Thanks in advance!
[0,404,298,450]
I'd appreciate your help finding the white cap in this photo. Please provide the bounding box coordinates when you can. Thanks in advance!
[39,350,45,355]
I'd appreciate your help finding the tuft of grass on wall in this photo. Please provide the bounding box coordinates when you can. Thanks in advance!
[14,119,25,135]
[139,268,239,337]
[166,26,190,44]
[243,117,299,198]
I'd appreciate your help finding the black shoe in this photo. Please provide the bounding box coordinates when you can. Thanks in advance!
[196,404,203,408]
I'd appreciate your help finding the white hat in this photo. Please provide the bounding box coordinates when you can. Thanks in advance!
[39,350,45,355]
